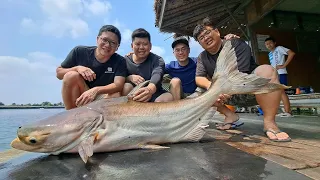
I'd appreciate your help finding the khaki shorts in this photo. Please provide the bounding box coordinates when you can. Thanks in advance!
[195,87,258,107]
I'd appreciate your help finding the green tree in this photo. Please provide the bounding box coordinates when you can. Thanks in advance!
[0,102,4,106]
[11,103,16,106]
[41,101,52,106]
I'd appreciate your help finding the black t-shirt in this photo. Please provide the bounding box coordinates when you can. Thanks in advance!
[125,53,165,91]
[61,46,127,88]
[196,39,258,79]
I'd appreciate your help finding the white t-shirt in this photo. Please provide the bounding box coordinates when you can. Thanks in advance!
[268,46,290,74]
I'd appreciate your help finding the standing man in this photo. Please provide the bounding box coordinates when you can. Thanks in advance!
[56,25,127,110]
[122,28,173,102]
[192,17,291,142]
[265,37,295,117]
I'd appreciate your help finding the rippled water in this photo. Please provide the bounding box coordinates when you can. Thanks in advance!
[0,109,65,151]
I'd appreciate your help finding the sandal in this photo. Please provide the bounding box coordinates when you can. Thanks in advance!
[216,119,244,130]
[264,129,291,142]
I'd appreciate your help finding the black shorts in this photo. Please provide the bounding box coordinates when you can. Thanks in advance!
[149,88,167,102]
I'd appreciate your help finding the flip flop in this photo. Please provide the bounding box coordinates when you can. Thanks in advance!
[216,119,244,130]
[264,129,292,142]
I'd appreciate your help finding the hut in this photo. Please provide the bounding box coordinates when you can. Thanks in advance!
[153,0,320,92]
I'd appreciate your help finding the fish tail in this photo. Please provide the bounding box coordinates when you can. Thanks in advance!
[211,40,290,95]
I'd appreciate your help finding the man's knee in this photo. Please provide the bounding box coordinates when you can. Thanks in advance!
[170,78,181,87]
[63,71,83,85]
[122,83,134,95]
[254,65,278,82]
[154,93,173,102]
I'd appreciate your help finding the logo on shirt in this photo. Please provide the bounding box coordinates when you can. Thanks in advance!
[105,67,114,74]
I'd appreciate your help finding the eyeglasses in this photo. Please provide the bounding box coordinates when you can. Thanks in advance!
[174,47,188,53]
[198,29,212,42]
[99,36,118,48]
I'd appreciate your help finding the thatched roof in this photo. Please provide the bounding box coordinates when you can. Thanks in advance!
[153,0,251,39]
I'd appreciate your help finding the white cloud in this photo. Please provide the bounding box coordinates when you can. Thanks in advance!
[189,39,204,58]
[0,52,63,105]
[151,46,166,57]
[20,18,37,31]
[84,0,112,16]
[20,0,112,39]
[104,18,132,46]
[122,29,132,44]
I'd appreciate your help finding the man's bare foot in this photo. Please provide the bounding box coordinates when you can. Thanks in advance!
[264,123,291,142]
[216,113,241,130]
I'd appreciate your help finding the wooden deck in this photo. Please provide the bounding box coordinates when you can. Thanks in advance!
[206,113,320,180]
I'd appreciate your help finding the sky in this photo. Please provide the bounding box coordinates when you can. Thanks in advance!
[0,0,204,105]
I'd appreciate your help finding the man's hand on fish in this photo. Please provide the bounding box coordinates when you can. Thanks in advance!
[75,88,99,107]
[76,66,96,82]
[128,75,145,85]
[224,34,240,40]
[214,94,231,106]
[132,87,153,102]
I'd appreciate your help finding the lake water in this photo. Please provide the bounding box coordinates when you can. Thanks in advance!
[0,109,65,151]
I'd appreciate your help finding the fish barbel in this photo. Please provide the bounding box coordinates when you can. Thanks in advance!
[11,41,289,163]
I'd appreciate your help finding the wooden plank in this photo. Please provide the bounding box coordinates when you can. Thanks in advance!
[297,167,320,180]
[207,127,320,171]
[0,149,26,163]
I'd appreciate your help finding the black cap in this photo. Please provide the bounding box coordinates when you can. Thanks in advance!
[171,36,189,49]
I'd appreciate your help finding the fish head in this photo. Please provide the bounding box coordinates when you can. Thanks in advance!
[11,106,104,154]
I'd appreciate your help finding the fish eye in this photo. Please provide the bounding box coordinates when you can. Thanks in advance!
[29,137,37,144]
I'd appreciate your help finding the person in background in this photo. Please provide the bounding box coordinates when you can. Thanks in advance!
[265,37,295,117]
[56,25,127,110]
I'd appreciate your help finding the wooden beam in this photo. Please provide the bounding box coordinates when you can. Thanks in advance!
[158,0,167,28]
[216,0,252,27]
[245,0,286,26]
[221,0,250,40]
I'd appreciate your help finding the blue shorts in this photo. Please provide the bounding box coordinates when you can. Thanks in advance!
[279,74,288,85]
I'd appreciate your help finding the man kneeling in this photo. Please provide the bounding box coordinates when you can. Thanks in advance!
[56,25,127,110]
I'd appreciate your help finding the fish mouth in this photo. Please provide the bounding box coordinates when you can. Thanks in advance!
[11,137,41,151]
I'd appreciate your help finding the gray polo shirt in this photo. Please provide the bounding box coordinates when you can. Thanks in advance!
[125,52,165,91]
[196,39,258,79]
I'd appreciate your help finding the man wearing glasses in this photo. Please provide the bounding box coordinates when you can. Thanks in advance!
[192,17,291,142]
[165,36,198,100]
[166,34,240,100]
[56,25,127,110]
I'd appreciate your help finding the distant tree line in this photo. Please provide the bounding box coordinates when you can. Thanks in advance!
[0,101,64,106]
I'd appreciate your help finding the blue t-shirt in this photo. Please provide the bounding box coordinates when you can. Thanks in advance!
[165,57,197,94]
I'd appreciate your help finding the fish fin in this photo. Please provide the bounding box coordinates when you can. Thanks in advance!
[127,80,150,98]
[141,144,170,150]
[78,136,94,163]
[211,40,289,95]
[182,107,216,142]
